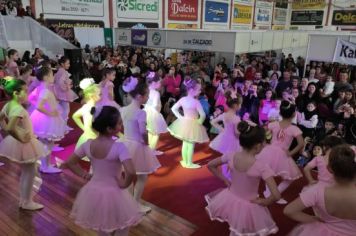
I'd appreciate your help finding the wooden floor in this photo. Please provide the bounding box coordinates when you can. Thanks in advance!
[0,159,197,236]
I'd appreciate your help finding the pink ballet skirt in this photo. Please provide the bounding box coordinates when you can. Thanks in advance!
[205,153,278,236]
[257,144,302,180]
[0,103,49,163]
[97,80,121,111]
[71,141,143,232]
[144,105,167,135]
[168,117,209,143]
[120,139,161,174]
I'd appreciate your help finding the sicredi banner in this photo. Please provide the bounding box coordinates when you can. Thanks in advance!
[168,0,199,21]
[205,1,229,23]
[41,0,104,17]
[333,38,356,66]
[332,10,356,26]
[116,0,159,19]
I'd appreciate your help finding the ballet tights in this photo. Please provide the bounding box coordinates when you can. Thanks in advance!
[133,174,148,202]
[181,141,199,168]
[265,180,293,196]
[148,132,159,150]
[40,139,55,168]
[19,163,36,204]
[97,228,129,236]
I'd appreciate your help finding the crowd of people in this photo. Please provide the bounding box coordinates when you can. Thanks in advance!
[0,45,355,236]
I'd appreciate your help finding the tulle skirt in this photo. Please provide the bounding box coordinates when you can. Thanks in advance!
[144,106,167,135]
[210,130,240,154]
[168,117,209,143]
[205,188,278,236]
[71,179,143,232]
[30,110,67,141]
[288,222,354,236]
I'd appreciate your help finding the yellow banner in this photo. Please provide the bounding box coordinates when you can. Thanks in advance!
[292,0,326,10]
[233,4,252,24]
[167,23,198,29]
[272,25,285,30]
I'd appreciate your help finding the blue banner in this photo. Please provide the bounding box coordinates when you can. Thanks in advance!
[131,29,147,46]
[205,1,229,23]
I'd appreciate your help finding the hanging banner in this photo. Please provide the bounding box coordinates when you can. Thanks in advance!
[116,0,159,19]
[275,0,288,9]
[116,29,131,46]
[233,4,252,24]
[234,0,253,5]
[168,0,199,21]
[131,29,147,46]
[292,0,326,10]
[332,10,356,26]
[255,0,273,25]
[118,22,159,28]
[167,23,198,29]
[147,30,166,48]
[273,8,287,24]
[41,0,104,17]
[333,38,356,66]
[291,10,324,25]
[205,1,229,23]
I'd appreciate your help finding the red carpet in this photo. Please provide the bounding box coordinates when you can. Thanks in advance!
[51,103,308,236]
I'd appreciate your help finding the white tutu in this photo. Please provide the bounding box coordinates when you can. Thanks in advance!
[168,117,209,143]
[144,105,167,135]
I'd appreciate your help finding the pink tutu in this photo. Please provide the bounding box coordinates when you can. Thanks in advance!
[288,222,354,236]
[257,145,302,180]
[120,139,161,174]
[30,110,67,141]
[209,131,240,154]
[205,188,278,236]
[144,105,167,135]
[168,117,209,143]
[70,179,143,232]
[0,135,48,163]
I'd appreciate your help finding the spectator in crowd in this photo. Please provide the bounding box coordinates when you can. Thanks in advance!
[0,1,7,15]
[6,1,17,16]
[276,71,293,98]
[37,13,47,26]
[25,6,34,19]
[16,2,25,17]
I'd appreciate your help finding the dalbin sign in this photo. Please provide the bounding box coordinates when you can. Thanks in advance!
[168,0,198,21]
[333,38,356,66]
[205,1,229,23]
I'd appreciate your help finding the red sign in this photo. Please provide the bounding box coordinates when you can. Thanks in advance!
[168,0,198,21]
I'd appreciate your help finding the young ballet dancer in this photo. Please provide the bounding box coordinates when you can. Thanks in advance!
[0,79,47,210]
[258,100,304,204]
[284,145,356,235]
[303,136,344,187]
[144,71,167,155]
[206,121,281,236]
[98,68,121,110]
[121,76,161,213]
[30,67,67,173]
[168,77,209,168]
[72,78,100,160]
[61,106,143,236]
[53,56,78,124]
[6,49,20,77]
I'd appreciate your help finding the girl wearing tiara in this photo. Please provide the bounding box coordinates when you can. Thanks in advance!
[285,145,356,236]
[168,77,209,169]
[30,67,67,174]
[121,76,161,213]
[97,68,121,110]
[144,72,167,155]
[53,56,78,125]
[206,121,280,236]
[61,106,143,236]
[72,78,100,161]
[257,100,304,204]
[0,79,47,210]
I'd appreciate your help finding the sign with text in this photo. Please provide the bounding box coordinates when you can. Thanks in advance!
[332,10,356,26]
[116,0,159,19]
[234,0,253,5]
[333,38,356,65]
[118,22,159,28]
[273,8,287,24]
[168,0,199,21]
[167,23,198,29]
[41,0,104,17]
[233,4,252,24]
[205,1,229,23]
[131,29,147,46]
[291,10,324,25]
[255,0,273,25]
[116,28,131,46]
[147,30,166,48]
[292,0,326,10]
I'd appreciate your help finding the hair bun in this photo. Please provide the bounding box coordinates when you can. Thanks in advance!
[90,106,96,116]
[280,100,291,110]
[237,121,251,134]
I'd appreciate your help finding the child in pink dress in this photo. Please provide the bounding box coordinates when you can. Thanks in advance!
[5,49,19,77]
[259,88,277,125]
[206,121,281,236]
[53,56,78,123]
[284,145,356,236]
[61,106,143,236]
[30,67,67,174]
[0,79,47,210]
[303,136,345,188]
[168,78,209,169]
[97,68,121,111]
[121,76,161,213]
[144,72,167,155]
[257,101,305,204]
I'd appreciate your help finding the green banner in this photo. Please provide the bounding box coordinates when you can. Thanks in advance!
[104,28,113,48]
